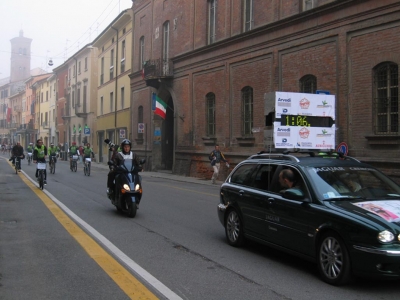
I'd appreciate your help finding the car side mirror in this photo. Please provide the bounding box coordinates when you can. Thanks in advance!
[283,188,305,200]
[107,161,113,166]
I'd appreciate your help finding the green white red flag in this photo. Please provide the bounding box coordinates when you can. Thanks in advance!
[153,94,167,119]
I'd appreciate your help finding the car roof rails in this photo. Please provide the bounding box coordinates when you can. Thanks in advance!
[250,150,361,163]
[249,151,301,162]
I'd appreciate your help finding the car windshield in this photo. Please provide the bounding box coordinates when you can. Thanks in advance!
[304,166,400,201]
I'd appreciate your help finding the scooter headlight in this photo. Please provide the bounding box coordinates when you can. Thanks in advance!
[122,184,130,191]
[135,184,140,191]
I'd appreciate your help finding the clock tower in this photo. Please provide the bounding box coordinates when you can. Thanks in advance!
[9,30,32,83]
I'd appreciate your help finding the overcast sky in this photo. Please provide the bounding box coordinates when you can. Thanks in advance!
[0,0,132,80]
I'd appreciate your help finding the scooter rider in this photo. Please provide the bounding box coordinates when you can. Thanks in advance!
[106,139,142,196]
[33,139,48,184]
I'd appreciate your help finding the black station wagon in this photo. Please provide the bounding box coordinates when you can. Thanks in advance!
[217,151,400,285]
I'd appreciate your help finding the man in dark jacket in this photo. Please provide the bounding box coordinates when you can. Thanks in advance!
[106,139,142,196]
[10,142,24,171]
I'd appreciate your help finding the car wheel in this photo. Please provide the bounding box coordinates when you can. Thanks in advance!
[225,209,244,247]
[317,232,351,285]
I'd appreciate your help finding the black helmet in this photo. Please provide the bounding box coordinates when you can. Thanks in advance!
[120,139,131,154]
[120,139,132,147]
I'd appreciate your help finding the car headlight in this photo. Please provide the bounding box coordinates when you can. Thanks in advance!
[378,230,394,243]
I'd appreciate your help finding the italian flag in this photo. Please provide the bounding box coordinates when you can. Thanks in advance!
[153,94,167,119]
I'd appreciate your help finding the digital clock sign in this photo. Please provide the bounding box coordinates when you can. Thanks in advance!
[280,115,335,128]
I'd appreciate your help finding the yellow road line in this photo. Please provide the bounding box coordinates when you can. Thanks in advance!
[19,173,159,300]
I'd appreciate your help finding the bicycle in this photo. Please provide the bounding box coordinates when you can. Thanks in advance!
[15,156,23,174]
[27,152,32,165]
[70,155,78,172]
[83,157,91,176]
[36,162,46,190]
[49,155,57,174]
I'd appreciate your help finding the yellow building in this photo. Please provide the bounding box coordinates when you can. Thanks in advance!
[92,9,132,163]
[31,75,51,146]
[62,44,98,150]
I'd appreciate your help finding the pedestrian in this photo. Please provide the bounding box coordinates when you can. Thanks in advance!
[209,144,229,184]
[78,144,84,163]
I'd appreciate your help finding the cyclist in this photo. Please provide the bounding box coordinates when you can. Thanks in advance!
[69,141,79,170]
[83,143,95,171]
[83,143,94,160]
[27,142,33,153]
[48,143,59,166]
[10,142,24,171]
[33,139,48,184]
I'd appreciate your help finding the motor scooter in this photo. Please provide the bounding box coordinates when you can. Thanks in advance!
[107,158,145,218]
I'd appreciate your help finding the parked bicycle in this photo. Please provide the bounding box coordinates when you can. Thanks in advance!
[70,155,78,172]
[83,157,91,176]
[36,162,46,190]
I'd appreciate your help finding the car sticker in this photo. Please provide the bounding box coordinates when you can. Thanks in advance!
[353,200,400,222]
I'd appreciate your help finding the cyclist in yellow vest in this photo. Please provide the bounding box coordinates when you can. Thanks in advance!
[69,142,79,170]
[33,139,48,184]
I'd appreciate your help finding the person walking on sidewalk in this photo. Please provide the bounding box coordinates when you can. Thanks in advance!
[209,144,229,184]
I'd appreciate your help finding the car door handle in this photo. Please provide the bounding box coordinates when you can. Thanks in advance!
[267,198,275,205]
[239,190,245,196]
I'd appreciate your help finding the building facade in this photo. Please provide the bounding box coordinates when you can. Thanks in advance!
[92,9,132,163]
[129,0,400,182]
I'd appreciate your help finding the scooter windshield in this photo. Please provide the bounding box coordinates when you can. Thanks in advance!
[123,159,134,172]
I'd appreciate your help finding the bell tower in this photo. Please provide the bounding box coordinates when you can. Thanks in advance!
[10,30,32,83]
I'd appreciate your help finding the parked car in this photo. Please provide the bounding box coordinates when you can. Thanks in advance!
[217,151,400,285]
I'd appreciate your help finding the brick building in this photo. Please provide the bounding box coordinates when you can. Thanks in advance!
[130,0,400,182]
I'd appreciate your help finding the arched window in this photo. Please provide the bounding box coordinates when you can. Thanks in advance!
[300,75,317,93]
[373,62,399,134]
[242,86,253,136]
[206,93,216,136]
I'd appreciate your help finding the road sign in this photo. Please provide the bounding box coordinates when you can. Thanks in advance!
[316,90,330,95]
[84,127,90,135]
[336,142,348,155]
[138,123,145,133]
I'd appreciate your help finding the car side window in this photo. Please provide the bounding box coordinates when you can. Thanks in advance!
[269,165,309,200]
[253,164,276,191]
[230,164,256,187]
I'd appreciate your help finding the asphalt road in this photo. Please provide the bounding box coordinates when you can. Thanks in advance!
[1,154,400,300]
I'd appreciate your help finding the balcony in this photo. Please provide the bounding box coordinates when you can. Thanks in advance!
[13,106,23,112]
[75,102,88,118]
[143,58,174,89]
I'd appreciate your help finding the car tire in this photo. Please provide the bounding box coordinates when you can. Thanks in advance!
[225,209,244,247]
[317,232,352,285]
